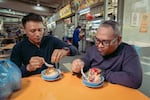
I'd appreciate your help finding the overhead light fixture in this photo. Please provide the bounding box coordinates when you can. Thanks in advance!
[37,0,40,7]
[33,6,46,11]
[8,9,12,12]
[37,3,40,7]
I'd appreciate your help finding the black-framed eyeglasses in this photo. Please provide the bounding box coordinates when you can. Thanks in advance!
[94,37,118,46]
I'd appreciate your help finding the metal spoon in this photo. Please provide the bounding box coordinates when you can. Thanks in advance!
[81,68,88,79]
[55,62,59,69]
[44,61,54,68]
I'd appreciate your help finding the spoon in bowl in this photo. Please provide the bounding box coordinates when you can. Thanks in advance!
[81,68,88,80]
[44,61,54,68]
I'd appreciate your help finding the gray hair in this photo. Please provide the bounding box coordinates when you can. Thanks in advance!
[99,20,121,37]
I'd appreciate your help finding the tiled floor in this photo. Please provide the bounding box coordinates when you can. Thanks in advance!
[59,55,82,72]
[139,57,150,97]
[60,53,150,98]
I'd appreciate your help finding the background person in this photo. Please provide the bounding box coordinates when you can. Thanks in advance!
[47,30,53,36]
[10,13,78,77]
[71,20,142,89]
[72,26,81,50]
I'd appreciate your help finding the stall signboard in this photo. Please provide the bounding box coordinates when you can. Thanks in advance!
[71,0,100,13]
[80,0,100,10]
[86,0,99,6]
[78,7,90,15]
[59,4,72,19]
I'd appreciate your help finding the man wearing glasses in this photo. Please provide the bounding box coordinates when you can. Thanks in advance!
[71,20,142,89]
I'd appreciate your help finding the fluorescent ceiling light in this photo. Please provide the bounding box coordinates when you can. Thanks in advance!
[33,6,46,11]
[37,3,40,7]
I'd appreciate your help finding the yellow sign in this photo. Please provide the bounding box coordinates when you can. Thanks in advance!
[80,0,99,10]
[59,4,72,18]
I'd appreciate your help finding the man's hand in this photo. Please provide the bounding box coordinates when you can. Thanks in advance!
[71,59,84,73]
[51,48,70,63]
[27,56,44,71]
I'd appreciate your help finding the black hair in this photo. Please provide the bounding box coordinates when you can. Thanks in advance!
[22,13,43,27]
[75,26,81,29]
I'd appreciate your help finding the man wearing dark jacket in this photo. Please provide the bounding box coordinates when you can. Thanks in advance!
[71,20,142,89]
[11,13,77,77]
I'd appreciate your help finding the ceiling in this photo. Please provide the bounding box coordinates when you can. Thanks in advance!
[0,0,70,17]
[18,0,69,11]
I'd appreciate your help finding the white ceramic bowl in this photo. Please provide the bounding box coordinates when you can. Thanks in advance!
[82,76,104,87]
[41,69,61,80]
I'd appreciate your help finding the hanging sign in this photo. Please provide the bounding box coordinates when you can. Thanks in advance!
[78,7,90,15]
[59,4,72,18]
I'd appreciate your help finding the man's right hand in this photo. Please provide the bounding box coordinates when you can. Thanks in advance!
[27,56,44,71]
[71,59,84,73]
